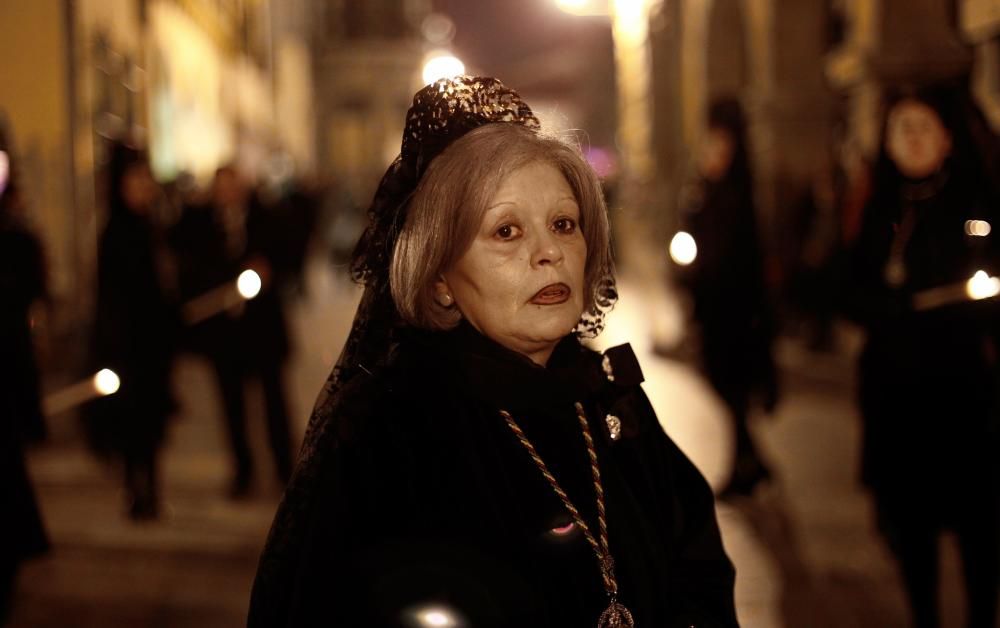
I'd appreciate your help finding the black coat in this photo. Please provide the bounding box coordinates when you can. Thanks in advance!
[170,199,290,366]
[0,221,48,571]
[248,323,737,627]
[88,211,177,455]
[848,166,1000,507]
[681,177,777,411]
[0,222,46,442]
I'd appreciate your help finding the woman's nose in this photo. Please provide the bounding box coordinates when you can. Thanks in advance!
[530,230,564,267]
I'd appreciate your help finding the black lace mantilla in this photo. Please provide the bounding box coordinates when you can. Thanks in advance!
[249,76,617,625]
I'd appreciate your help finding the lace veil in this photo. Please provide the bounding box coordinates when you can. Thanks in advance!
[249,76,617,620]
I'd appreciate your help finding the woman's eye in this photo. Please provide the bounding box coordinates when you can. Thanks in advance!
[495,224,519,240]
[553,218,577,234]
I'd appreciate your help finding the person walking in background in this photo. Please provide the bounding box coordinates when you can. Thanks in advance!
[171,165,293,498]
[846,84,1000,628]
[87,142,179,521]
[0,121,48,446]
[675,97,779,500]
[239,167,295,490]
[0,117,49,625]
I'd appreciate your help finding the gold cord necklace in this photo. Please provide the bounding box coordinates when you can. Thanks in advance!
[499,402,635,628]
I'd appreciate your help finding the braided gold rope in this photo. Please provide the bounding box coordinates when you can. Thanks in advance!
[499,403,619,597]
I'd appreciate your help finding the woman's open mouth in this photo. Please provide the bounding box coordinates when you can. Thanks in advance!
[530,283,571,305]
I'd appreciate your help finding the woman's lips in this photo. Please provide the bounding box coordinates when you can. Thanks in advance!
[530,283,570,305]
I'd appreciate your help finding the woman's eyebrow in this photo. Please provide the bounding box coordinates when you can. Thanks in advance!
[485,200,518,211]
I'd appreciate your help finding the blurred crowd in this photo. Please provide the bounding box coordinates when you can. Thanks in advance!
[0,119,367,623]
[3,73,1000,626]
[672,81,1000,627]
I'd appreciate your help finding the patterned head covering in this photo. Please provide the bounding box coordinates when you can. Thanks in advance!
[352,77,540,289]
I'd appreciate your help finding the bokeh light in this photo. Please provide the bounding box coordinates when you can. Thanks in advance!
[966,270,1000,300]
[422,13,456,45]
[965,219,992,237]
[422,52,465,85]
[237,269,263,299]
[584,146,618,179]
[669,231,698,266]
[93,369,121,396]
[555,0,609,16]
[0,150,9,197]
[406,604,465,628]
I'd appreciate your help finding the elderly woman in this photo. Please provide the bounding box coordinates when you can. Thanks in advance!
[248,77,736,628]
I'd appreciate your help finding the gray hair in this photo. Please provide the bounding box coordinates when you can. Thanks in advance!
[390,123,612,330]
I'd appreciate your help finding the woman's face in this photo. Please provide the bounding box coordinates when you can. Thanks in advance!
[122,163,157,214]
[698,127,735,181]
[439,161,587,366]
[886,100,952,179]
[698,127,735,182]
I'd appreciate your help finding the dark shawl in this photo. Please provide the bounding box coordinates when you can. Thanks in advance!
[248,323,737,627]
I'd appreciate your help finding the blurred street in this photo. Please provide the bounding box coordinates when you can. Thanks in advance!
[11,259,973,628]
[3,1,1000,626]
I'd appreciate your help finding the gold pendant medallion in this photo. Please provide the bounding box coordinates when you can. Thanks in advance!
[597,600,635,627]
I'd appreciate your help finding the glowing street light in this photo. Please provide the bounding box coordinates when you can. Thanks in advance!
[422,51,465,85]
[669,231,698,266]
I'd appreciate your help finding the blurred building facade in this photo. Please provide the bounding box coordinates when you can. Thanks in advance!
[642,0,1000,267]
[648,0,834,229]
[828,0,1000,152]
[312,0,433,207]
[0,0,316,343]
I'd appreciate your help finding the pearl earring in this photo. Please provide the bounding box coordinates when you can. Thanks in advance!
[438,293,454,307]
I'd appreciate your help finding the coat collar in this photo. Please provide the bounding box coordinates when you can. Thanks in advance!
[400,321,641,417]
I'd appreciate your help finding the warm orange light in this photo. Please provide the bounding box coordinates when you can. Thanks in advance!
[93,369,121,396]
[555,0,609,15]
[669,231,698,266]
[965,220,992,237]
[409,605,463,627]
[0,150,9,196]
[422,52,465,85]
[966,270,1000,300]
[237,269,262,299]
[44,368,121,415]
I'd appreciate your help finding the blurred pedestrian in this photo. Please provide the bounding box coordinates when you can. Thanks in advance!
[87,143,178,520]
[676,97,779,499]
[0,118,48,625]
[240,169,295,490]
[846,84,1000,628]
[781,173,841,352]
[171,165,293,497]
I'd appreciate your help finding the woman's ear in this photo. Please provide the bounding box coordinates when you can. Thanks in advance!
[433,277,454,308]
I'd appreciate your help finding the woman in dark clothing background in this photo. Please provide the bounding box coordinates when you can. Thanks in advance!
[677,97,779,499]
[169,165,293,498]
[0,118,49,625]
[847,85,1000,628]
[88,143,178,520]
